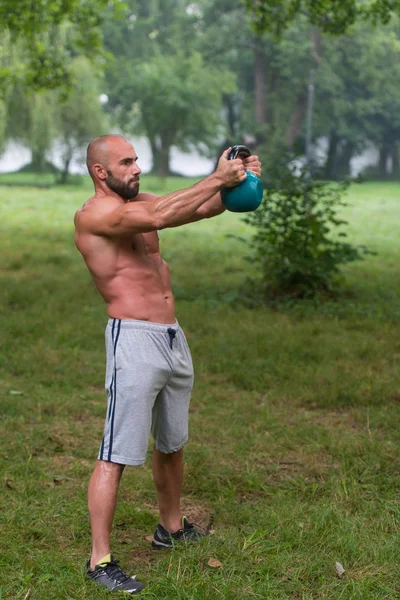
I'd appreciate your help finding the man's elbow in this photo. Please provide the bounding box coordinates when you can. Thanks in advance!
[153,211,167,230]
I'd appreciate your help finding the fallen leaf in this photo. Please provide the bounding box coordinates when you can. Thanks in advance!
[335,561,345,579]
[53,476,69,484]
[207,558,222,568]
[144,535,154,543]
[23,590,31,600]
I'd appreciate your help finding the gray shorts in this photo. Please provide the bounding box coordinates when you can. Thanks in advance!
[98,318,194,466]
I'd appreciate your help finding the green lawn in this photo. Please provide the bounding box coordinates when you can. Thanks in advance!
[0,177,399,599]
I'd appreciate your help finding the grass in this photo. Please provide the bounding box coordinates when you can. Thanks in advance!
[0,172,84,187]
[0,176,399,599]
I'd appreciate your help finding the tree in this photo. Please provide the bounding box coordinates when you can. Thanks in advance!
[197,1,323,150]
[115,51,235,175]
[198,0,270,143]
[6,82,57,172]
[57,57,108,182]
[0,99,6,156]
[5,56,107,176]
[0,0,124,90]
[102,0,236,175]
[310,18,400,179]
[245,0,400,36]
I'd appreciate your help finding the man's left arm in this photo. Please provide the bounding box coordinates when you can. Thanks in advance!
[191,154,262,221]
[140,155,262,226]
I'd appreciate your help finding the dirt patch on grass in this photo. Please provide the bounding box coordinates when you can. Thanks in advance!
[49,454,75,467]
[142,496,213,532]
[300,407,361,431]
[181,497,214,530]
[130,546,158,567]
[118,534,159,567]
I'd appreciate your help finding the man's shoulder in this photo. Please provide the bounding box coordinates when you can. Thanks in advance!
[74,196,123,234]
[75,195,122,224]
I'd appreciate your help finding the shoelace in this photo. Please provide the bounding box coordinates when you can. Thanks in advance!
[101,559,133,584]
[180,520,204,535]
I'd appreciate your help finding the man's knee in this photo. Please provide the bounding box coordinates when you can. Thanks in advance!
[95,459,126,479]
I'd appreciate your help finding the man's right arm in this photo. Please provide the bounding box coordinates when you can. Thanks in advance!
[76,150,246,237]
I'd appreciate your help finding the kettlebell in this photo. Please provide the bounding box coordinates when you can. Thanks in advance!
[221,145,263,213]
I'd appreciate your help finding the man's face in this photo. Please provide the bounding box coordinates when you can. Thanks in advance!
[105,141,142,200]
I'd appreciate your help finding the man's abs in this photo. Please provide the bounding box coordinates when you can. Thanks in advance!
[77,231,176,323]
[104,273,175,322]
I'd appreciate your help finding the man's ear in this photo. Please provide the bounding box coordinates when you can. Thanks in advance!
[93,163,107,180]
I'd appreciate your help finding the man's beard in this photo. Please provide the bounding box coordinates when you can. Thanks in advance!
[105,170,140,200]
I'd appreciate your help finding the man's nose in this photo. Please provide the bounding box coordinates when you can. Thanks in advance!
[133,163,141,175]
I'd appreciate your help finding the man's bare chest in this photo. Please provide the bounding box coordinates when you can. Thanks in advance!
[129,231,163,265]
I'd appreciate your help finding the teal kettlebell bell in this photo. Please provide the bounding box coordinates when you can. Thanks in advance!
[221,145,263,213]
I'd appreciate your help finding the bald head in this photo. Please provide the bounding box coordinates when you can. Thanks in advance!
[86,134,141,200]
[86,134,127,181]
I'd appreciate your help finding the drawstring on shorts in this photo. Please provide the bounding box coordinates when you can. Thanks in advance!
[167,327,177,349]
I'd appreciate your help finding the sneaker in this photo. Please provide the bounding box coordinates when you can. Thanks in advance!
[152,516,205,550]
[85,554,144,594]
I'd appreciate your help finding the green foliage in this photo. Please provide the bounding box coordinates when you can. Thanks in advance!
[0,98,6,155]
[0,0,124,90]
[5,55,107,176]
[56,56,108,182]
[102,1,237,174]
[5,84,58,172]
[313,18,400,179]
[242,156,370,298]
[245,0,400,36]
[127,51,234,145]
[97,0,400,179]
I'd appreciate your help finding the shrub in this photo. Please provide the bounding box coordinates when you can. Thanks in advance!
[242,154,371,299]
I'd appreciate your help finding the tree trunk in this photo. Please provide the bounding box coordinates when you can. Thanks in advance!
[268,65,280,129]
[378,143,389,179]
[157,147,171,177]
[213,95,238,170]
[60,156,72,184]
[148,133,171,177]
[285,28,322,152]
[152,143,171,177]
[254,37,267,141]
[285,89,307,149]
[152,150,170,177]
[225,93,238,139]
[324,129,339,180]
[391,142,400,178]
[31,150,47,172]
[337,140,354,178]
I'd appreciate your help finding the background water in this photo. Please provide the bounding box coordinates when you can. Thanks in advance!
[0,137,378,177]
[0,137,215,177]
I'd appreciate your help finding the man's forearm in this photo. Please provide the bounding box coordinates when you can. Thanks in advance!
[199,193,226,219]
[152,174,224,229]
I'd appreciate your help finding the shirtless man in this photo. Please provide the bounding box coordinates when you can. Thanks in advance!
[74,134,261,594]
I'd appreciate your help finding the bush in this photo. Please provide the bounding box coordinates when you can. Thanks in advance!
[242,154,371,299]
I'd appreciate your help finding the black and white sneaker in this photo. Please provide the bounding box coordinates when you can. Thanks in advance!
[85,554,144,594]
[152,516,205,550]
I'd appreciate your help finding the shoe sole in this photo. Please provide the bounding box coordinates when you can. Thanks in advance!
[86,577,145,594]
[151,535,205,550]
[151,539,173,550]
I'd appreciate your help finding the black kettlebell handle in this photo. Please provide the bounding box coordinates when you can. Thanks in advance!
[228,145,251,161]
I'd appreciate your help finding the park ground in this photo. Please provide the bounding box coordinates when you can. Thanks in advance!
[0,177,399,599]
